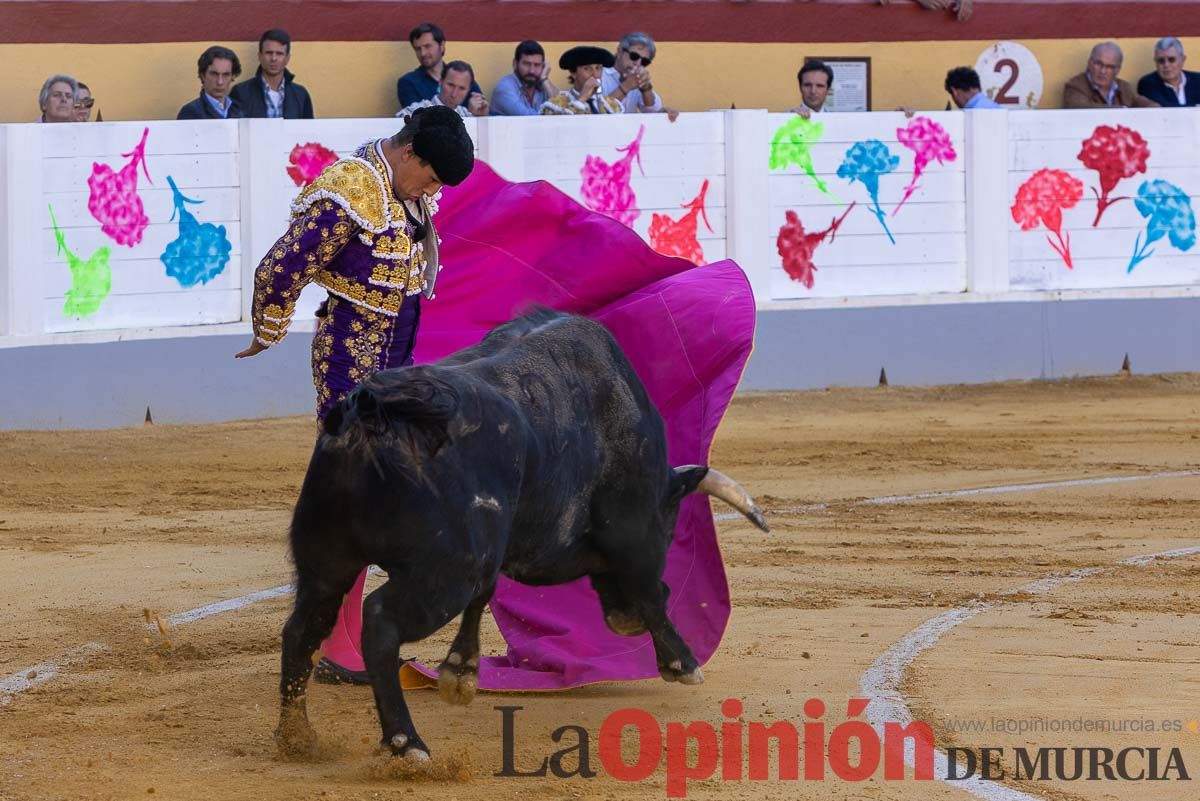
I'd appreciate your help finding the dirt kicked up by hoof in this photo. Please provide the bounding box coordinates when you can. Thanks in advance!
[365,748,472,782]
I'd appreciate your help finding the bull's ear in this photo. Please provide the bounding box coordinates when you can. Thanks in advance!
[669,465,710,502]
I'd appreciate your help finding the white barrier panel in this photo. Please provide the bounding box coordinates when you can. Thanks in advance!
[37,121,242,333]
[1006,109,1200,291]
[766,111,967,300]
[2,109,1199,341]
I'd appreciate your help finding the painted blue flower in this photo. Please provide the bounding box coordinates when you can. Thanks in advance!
[160,175,231,287]
[1129,179,1196,272]
[837,140,900,244]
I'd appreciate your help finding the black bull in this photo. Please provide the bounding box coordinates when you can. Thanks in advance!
[276,309,768,760]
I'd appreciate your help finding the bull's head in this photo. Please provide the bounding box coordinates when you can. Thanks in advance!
[670,465,769,532]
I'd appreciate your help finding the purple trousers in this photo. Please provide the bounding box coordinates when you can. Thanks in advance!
[311,292,421,419]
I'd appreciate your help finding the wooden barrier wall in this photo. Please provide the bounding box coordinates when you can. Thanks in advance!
[1,108,1197,340]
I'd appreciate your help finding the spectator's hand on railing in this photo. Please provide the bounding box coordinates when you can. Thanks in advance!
[789,105,813,119]
[895,105,917,118]
[954,0,973,20]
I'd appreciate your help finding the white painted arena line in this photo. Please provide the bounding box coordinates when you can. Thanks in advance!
[713,469,1200,522]
[860,544,1200,801]
[0,642,106,708]
[165,583,295,627]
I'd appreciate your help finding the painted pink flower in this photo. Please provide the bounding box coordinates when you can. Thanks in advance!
[1011,168,1084,268]
[87,127,151,247]
[287,142,339,187]
[580,125,645,228]
[648,179,713,265]
[1077,125,1150,227]
[776,203,855,289]
[894,116,956,215]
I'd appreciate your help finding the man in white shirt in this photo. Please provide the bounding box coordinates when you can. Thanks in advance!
[601,32,665,114]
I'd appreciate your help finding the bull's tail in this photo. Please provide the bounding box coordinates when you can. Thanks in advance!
[672,465,769,532]
[323,370,460,478]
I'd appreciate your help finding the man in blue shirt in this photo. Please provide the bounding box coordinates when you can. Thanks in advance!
[177,46,246,120]
[945,66,1003,109]
[396,23,481,110]
[491,40,558,116]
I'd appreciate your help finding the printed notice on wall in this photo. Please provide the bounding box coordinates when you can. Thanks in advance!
[816,58,871,112]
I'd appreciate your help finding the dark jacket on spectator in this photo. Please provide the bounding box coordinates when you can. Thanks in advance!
[1136,70,1200,107]
[1062,73,1157,109]
[230,69,315,119]
[177,91,246,120]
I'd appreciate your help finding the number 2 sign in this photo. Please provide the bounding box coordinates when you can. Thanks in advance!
[976,41,1044,109]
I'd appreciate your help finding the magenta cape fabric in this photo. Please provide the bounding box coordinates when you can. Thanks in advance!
[409,161,756,690]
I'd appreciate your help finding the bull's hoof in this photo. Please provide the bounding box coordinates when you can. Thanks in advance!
[659,660,704,685]
[384,732,431,762]
[437,655,478,705]
[604,610,648,637]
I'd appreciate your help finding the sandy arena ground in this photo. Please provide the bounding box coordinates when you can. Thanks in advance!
[1,375,1198,801]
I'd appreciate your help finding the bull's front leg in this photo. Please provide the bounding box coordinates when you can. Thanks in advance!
[277,574,351,757]
[622,575,705,685]
[438,582,495,705]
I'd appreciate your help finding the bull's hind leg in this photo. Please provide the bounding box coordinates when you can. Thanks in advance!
[277,569,359,756]
[437,582,495,705]
[361,578,467,760]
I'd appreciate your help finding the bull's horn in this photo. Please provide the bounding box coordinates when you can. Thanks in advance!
[689,467,769,532]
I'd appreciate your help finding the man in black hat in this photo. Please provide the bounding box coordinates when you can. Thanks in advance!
[237,105,475,684]
[541,46,623,114]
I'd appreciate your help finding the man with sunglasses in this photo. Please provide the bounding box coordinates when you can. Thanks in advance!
[1063,42,1156,108]
[74,82,95,122]
[602,32,663,114]
[1137,37,1200,107]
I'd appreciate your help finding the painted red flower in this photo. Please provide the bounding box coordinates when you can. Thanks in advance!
[287,142,339,187]
[775,203,855,288]
[1077,125,1149,227]
[648,179,713,265]
[1011,168,1084,268]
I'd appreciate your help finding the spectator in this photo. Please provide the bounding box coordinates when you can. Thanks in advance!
[542,46,623,114]
[396,23,481,108]
[74,81,94,122]
[491,40,557,116]
[177,46,246,119]
[790,60,833,118]
[230,29,315,119]
[399,60,488,119]
[1063,42,1157,108]
[877,0,973,23]
[1137,37,1200,107]
[944,66,1003,109]
[601,32,663,114]
[37,74,78,123]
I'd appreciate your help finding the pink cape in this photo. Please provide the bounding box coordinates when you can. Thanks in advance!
[405,162,756,690]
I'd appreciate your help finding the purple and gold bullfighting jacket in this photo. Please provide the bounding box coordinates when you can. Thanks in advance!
[251,141,441,346]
